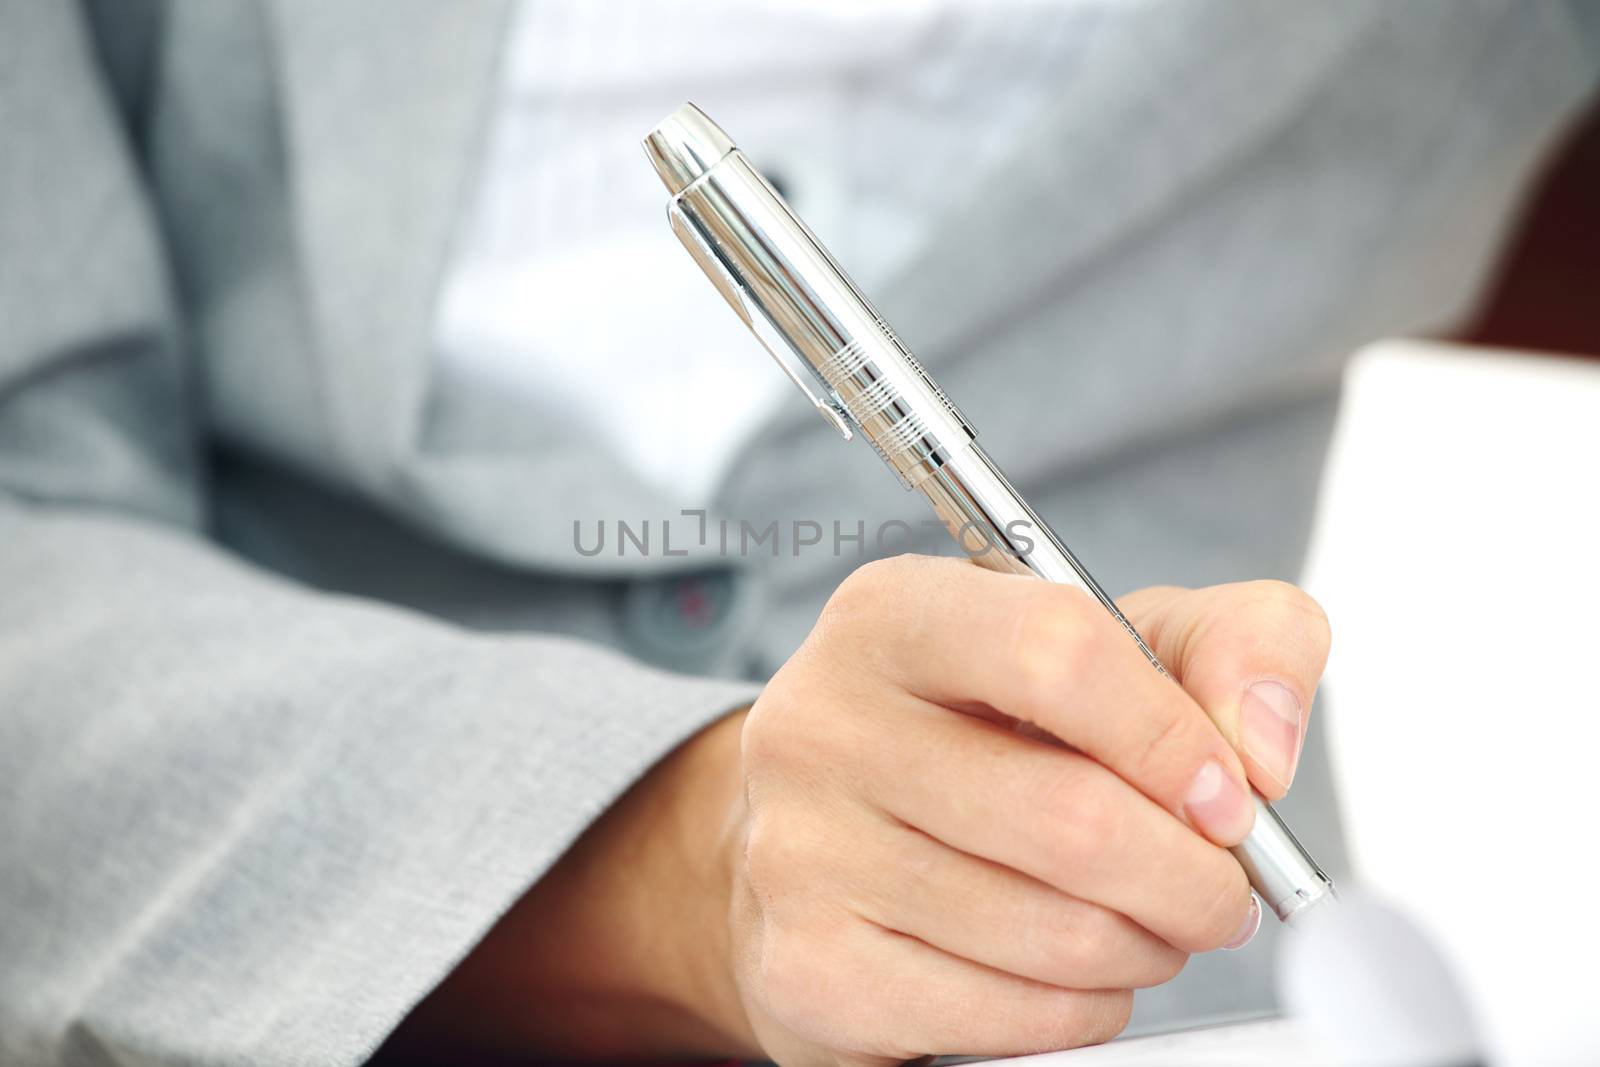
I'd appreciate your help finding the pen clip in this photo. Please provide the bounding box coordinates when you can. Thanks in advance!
[669,202,854,441]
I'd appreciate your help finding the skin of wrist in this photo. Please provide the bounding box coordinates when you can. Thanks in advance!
[553,705,759,1057]
[646,707,759,1055]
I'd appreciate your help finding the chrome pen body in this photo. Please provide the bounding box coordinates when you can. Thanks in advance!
[644,103,1335,925]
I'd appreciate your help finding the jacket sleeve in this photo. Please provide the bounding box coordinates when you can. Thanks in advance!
[0,7,757,1067]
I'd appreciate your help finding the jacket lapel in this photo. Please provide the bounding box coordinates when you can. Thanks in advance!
[269,0,512,487]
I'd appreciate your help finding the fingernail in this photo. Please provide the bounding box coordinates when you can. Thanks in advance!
[1222,893,1262,951]
[1239,680,1305,792]
[1183,758,1254,844]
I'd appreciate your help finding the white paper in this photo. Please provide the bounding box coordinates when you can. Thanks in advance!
[1305,341,1600,1066]
[975,1017,1338,1067]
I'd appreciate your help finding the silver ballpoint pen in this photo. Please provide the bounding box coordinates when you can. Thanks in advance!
[643,103,1336,926]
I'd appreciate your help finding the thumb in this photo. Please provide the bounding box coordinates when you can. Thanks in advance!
[1118,581,1332,801]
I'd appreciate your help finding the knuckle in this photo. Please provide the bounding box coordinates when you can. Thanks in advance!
[1247,577,1313,611]
[740,815,782,897]
[817,559,903,641]
[1132,709,1205,791]
[1246,577,1303,604]
[818,555,946,666]
[1190,856,1254,950]
[1041,903,1126,982]
[1011,589,1098,714]
[739,696,794,773]
[1042,906,1186,990]
[741,813,812,902]
[1246,580,1331,643]
[1032,767,1127,882]
[1138,944,1191,988]
[748,667,886,787]
[1299,593,1334,652]
[835,554,930,604]
[1079,989,1135,1045]
[1038,990,1134,1049]
[744,667,842,765]
[836,556,894,601]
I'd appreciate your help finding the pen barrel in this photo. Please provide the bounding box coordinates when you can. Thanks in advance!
[1234,797,1339,923]
[918,442,1338,924]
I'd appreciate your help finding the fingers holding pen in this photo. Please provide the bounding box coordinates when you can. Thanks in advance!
[733,558,1278,1063]
[855,702,1255,955]
[752,910,1132,1064]
[847,815,1192,989]
[821,556,1256,846]
[1119,582,1331,800]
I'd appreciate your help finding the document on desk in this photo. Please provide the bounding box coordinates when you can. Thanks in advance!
[975,1016,1339,1067]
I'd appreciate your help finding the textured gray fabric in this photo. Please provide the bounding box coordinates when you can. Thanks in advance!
[0,1,1595,1064]
[0,498,759,1067]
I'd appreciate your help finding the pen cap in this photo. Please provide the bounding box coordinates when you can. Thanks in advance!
[645,103,975,489]
[643,104,735,196]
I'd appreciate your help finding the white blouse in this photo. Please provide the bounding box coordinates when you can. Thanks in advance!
[436,0,1101,501]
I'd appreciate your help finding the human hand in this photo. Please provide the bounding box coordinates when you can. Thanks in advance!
[723,555,1330,1064]
[375,556,1329,1066]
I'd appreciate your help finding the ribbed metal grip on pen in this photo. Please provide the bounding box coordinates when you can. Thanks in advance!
[645,103,975,488]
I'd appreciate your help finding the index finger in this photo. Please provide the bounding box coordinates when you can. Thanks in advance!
[824,556,1255,846]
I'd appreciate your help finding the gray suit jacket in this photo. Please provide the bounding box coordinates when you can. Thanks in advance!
[2,2,1594,1063]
